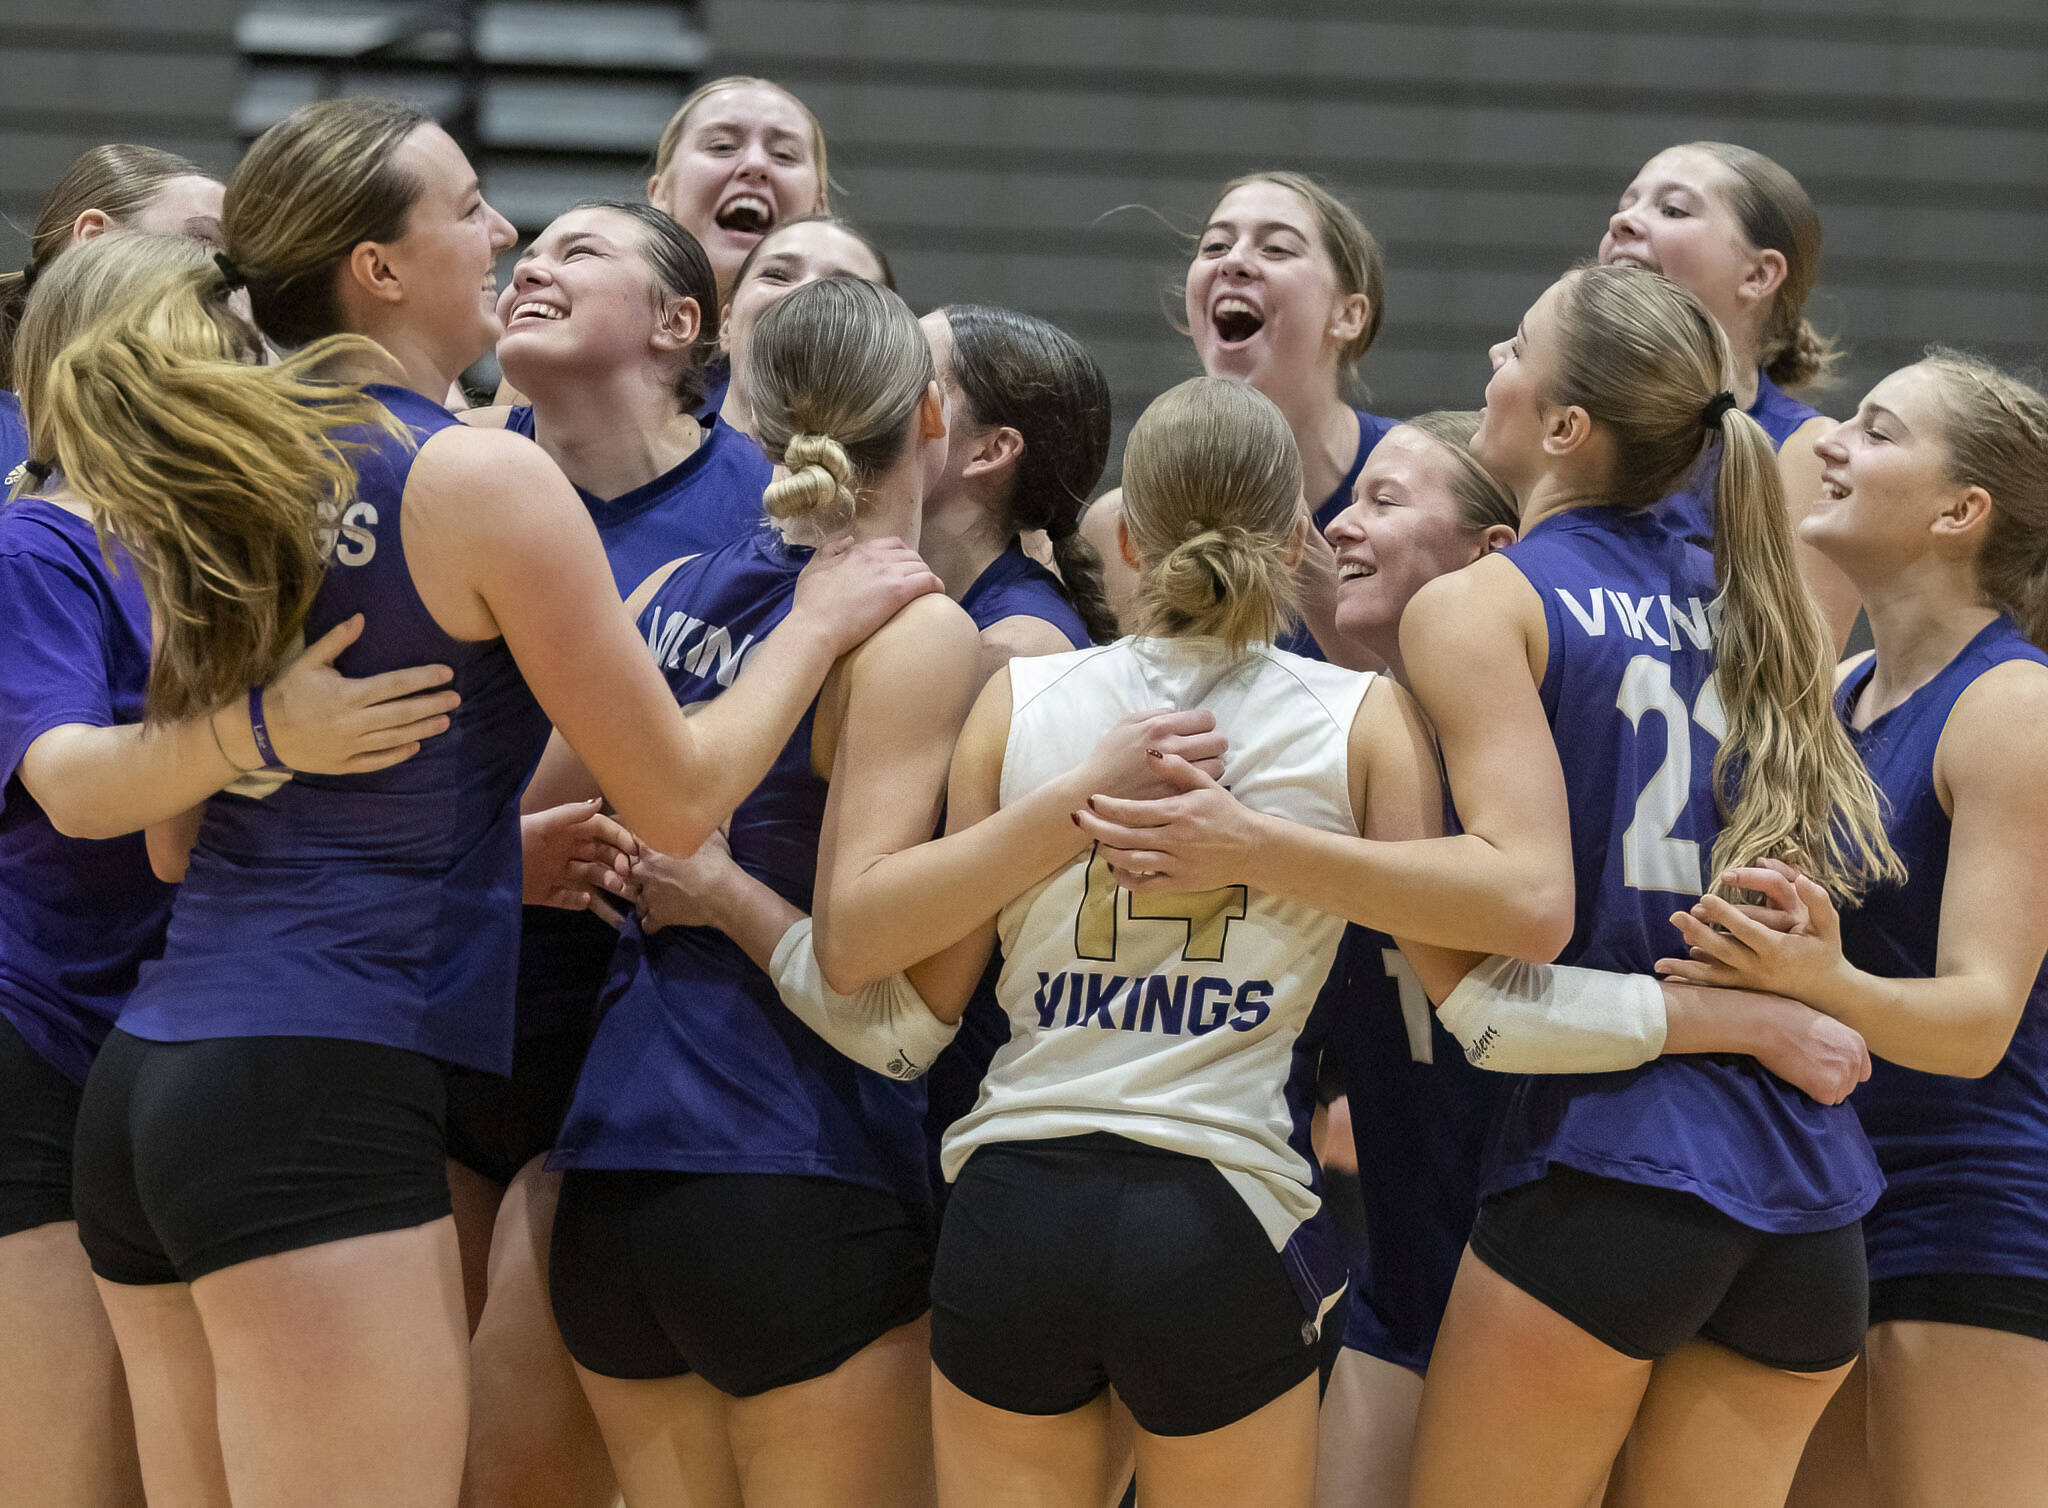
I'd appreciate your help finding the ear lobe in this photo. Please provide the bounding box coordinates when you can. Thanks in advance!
[70,208,115,244]
[920,380,948,441]
[344,241,406,307]
[645,173,665,208]
[1543,404,1592,459]
[1115,509,1142,572]
[1939,484,1995,540]
[654,296,703,353]
[1331,292,1371,345]
[962,425,1025,481]
[1742,248,1789,308]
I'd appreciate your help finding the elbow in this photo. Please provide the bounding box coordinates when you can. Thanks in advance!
[813,920,887,997]
[1508,883,1576,964]
[45,801,126,843]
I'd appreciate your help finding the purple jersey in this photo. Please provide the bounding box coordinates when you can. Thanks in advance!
[1664,368,1823,545]
[118,386,554,1073]
[1836,617,2048,1282]
[0,391,28,495]
[0,500,175,1083]
[923,544,1093,1181]
[505,406,774,1042]
[1482,502,1881,1232]
[551,529,930,1208]
[1280,409,1399,661]
[1327,924,1503,1368]
[503,407,770,596]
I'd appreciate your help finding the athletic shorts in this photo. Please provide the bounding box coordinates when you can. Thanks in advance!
[1870,1272,2048,1344]
[1470,1164,1867,1373]
[931,1133,1321,1438]
[550,1168,933,1397]
[73,1030,451,1286]
[0,1014,83,1239]
[443,1022,595,1187]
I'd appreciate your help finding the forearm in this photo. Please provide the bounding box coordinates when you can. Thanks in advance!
[694,867,807,977]
[817,774,1089,992]
[1662,981,1820,1059]
[28,711,249,840]
[1244,818,1573,961]
[1805,966,2018,1078]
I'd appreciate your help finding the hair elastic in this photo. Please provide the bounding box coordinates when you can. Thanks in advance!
[214,251,247,292]
[1701,391,1739,428]
[247,685,287,771]
[21,459,52,484]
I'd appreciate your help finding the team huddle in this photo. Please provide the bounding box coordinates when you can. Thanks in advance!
[2,72,2045,1508]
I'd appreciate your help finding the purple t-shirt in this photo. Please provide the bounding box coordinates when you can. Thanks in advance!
[0,498,175,1082]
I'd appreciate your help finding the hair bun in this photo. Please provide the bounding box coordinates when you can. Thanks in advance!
[763,432,856,523]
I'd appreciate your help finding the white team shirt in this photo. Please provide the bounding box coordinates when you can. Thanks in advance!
[942,635,1374,1270]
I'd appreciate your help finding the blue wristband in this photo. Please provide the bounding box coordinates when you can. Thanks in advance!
[247,685,287,771]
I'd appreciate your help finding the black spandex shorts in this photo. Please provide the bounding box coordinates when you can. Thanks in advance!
[1469,1164,1867,1373]
[930,1133,1322,1438]
[1870,1272,2048,1344]
[73,1030,451,1286]
[0,1014,83,1239]
[550,1168,933,1397]
[443,1022,596,1188]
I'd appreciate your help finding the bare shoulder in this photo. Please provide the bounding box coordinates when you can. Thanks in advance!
[978,613,1081,668]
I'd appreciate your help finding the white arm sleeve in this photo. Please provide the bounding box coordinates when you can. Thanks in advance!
[1435,955,1667,1074]
[768,917,961,1081]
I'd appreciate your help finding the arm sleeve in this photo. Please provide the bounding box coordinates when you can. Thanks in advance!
[1435,954,1667,1074]
[769,917,962,1080]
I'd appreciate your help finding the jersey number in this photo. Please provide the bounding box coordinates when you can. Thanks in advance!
[1379,948,1434,1065]
[1616,656,1726,895]
[1074,848,1247,964]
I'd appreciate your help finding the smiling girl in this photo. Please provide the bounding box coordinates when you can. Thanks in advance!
[1599,142,1861,647]
[1081,172,1392,661]
[454,199,776,1508]
[1655,353,2048,1508]
[39,98,931,1508]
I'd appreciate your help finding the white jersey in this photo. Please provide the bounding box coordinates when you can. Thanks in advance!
[942,635,1374,1317]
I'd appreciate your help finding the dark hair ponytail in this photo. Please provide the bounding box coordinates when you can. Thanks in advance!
[941,304,1118,643]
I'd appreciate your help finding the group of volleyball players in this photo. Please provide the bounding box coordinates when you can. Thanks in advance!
[0,69,2043,1508]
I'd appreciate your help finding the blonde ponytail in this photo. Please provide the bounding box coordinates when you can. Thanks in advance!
[1123,376,1302,653]
[748,275,933,546]
[18,232,404,723]
[1551,264,1899,901]
[1707,406,1899,895]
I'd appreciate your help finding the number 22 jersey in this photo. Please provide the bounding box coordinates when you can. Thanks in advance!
[941,637,1374,1320]
[1482,502,1881,1233]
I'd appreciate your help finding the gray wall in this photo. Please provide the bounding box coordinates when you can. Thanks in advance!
[0,0,246,262]
[709,0,2048,473]
[5,0,2044,473]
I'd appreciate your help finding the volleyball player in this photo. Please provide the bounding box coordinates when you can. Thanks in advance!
[1308,413,1877,1508]
[449,199,776,1508]
[1,144,225,487]
[1654,353,2048,1508]
[647,75,832,307]
[39,100,931,1508]
[1599,141,1861,646]
[1,227,480,1508]
[630,301,1113,1069]
[716,213,895,437]
[1080,171,1393,659]
[1075,264,1900,1506]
